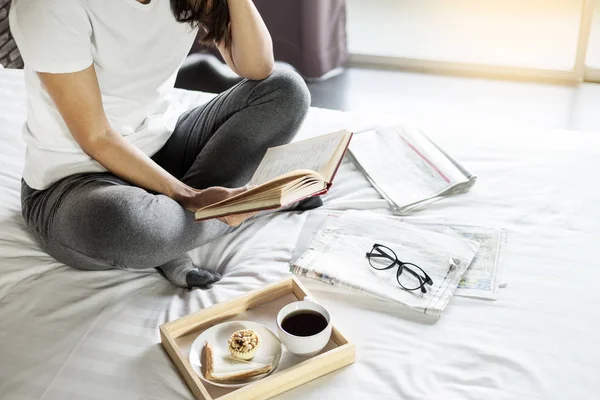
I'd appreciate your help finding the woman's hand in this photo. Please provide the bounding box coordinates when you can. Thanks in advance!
[177,186,257,227]
[178,186,245,212]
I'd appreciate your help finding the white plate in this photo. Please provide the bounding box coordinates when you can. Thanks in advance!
[189,321,282,388]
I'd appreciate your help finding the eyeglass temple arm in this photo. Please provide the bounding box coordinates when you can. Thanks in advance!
[366,252,396,260]
[367,245,396,261]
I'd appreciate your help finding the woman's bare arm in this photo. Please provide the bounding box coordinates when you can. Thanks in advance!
[216,0,274,80]
[39,65,247,222]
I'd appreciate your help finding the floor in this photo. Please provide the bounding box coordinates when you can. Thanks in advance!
[305,67,600,133]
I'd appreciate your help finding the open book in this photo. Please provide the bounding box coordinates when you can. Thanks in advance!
[347,125,476,214]
[195,130,353,221]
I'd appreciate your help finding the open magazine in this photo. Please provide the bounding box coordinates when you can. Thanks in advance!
[347,125,476,214]
[290,211,480,317]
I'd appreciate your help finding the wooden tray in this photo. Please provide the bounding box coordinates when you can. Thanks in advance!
[160,276,356,400]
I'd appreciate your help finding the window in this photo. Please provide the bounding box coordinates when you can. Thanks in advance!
[346,0,598,83]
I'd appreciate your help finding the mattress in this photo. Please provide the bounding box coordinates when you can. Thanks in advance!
[1,68,599,400]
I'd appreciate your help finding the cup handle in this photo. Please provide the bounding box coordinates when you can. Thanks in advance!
[303,295,317,303]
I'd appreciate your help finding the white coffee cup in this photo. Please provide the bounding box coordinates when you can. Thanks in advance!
[276,296,332,357]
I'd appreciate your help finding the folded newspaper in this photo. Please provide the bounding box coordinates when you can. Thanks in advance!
[291,211,480,317]
[292,212,507,301]
[347,125,476,214]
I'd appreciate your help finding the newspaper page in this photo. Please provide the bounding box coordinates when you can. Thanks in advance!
[290,211,341,264]
[396,220,507,300]
[348,125,476,214]
[454,227,506,299]
[291,211,479,317]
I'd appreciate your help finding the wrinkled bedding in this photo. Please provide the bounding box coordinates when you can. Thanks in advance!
[1,68,599,400]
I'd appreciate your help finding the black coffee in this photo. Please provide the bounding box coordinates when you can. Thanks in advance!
[281,310,328,337]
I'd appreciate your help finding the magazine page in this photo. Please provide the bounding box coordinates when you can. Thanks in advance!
[348,125,474,213]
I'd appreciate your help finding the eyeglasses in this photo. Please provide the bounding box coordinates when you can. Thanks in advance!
[366,243,433,293]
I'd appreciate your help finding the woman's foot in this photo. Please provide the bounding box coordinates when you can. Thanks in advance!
[293,196,323,211]
[281,196,323,212]
[158,256,221,288]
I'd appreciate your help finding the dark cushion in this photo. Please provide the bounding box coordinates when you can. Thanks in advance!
[0,0,24,69]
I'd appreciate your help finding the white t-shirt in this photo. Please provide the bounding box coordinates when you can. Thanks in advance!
[10,0,199,190]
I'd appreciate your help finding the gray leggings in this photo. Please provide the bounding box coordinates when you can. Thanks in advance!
[21,69,310,273]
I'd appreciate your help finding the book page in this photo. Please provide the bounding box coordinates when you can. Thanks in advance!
[250,131,347,185]
[348,126,471,212]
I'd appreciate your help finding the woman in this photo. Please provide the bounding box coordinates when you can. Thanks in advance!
[10,0,314,287]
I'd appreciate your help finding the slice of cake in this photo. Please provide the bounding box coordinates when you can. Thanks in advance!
[203,341,272,382]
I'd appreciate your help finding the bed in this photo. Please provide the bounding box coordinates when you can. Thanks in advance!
[1,67,599,400]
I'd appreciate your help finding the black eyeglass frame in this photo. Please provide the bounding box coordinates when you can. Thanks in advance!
[366,243,433,293]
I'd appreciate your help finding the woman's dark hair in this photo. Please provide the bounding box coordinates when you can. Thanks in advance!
[170,0,231,48]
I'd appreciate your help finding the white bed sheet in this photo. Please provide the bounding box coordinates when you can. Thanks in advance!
[1,68,599,400]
